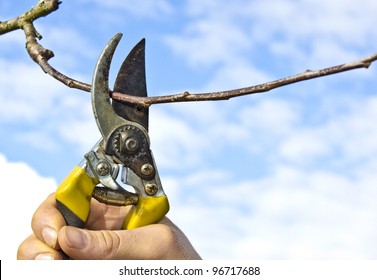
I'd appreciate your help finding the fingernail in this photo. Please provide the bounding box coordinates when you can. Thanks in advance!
[42,227,57,248]
[65,227,88,250]
[35,253,54,260]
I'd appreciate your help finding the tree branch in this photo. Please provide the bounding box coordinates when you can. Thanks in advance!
[1,0,376,109]
[112,52,377,107]
[0,0,91,91]
[0,0,61,35]
[23,20,91,92]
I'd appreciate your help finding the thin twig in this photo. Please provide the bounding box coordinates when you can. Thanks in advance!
[0,0,91,91]
[1,0,376,108]
[16,2,92,91]
[23,20,91,91]
[112,53,377,107]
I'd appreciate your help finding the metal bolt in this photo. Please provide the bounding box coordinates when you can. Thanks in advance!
[96,161,110,176]
[141,163,154,176]
[145,183,158,196]
[121,135,140,154]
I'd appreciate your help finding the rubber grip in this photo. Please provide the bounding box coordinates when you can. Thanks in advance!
[122,195,169,229]
[56,167,169,230]
[55,166,99,227]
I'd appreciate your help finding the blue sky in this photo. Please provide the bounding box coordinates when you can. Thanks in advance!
[1,0,377,260]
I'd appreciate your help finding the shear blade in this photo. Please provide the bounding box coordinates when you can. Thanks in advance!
[92,33,126,140]
[113,38,149,131]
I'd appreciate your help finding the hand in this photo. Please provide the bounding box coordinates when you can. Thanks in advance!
[17,193,201,260]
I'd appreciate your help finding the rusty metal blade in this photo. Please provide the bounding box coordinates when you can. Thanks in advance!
[113,38,149,131]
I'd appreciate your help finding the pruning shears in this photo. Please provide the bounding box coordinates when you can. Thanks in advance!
[55,33,169,230]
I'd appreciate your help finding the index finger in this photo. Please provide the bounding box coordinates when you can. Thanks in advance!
[31,193,66,249]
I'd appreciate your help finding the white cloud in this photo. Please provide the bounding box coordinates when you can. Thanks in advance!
[239,98,299,132]
[155,87,377,259]
[165,18,250,69]
[14,130,59,152]
[2,148,376,260]
[38,26,98,70]
[278,96,377,168]
[165,161,377,259]
[203,60,272,91]
[0,154,57,260]
[150,107,211,169]
[247,0,377,44]
[0,56,98,154]
[0,60,58,123]
[165,0,377,88]
[56,100,100,154]
[1,0,377,261]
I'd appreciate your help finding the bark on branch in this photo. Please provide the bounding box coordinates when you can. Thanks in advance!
[0,0,91,91]
[0,0,61,35]
[1,0,376,109]
[112,53,377,107]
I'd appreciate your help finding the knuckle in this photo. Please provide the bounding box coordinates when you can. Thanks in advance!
[152,225,180,258]
[96,230,122,259]
[160,224,179,244]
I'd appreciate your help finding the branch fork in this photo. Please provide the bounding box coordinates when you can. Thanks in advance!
[1,0,376,109]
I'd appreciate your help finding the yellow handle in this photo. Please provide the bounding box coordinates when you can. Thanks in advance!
[55,166,99,227]
[122,196,169,229]
[55,166,169,229]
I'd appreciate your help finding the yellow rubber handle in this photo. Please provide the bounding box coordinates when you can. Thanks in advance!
[55,166,99,227]
[122,196,170,229]
[55,166,169,230]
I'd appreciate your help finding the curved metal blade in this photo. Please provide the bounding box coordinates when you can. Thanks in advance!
[91,33,126,141]
[113,38,149,131]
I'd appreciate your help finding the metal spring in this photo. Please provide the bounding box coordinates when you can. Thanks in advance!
[92,186,138,207]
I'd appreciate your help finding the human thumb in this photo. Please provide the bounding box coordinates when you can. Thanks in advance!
[58,226,126,260]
